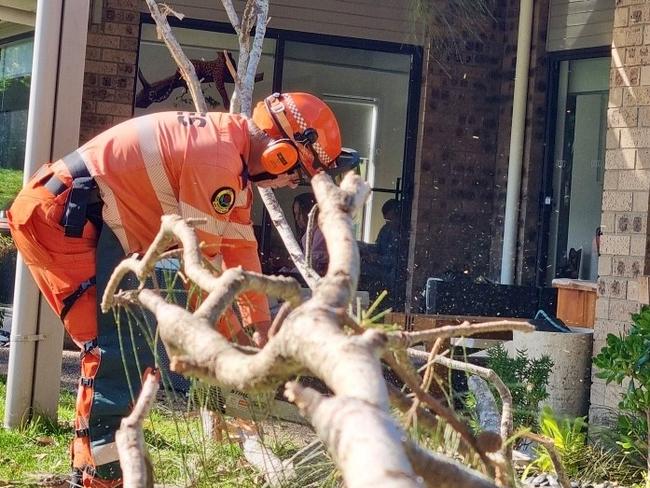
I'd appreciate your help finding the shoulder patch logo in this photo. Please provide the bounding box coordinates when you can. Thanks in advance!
[211,187,236,214]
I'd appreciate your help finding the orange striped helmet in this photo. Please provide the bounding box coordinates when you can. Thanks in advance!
[252,92,358,177]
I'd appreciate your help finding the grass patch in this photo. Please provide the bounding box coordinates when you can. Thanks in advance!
[0,374,328,487]
[0,374,75,483]
[0,168,23,210]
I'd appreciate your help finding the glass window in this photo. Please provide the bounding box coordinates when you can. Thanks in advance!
[546,57,609,282]
[0,36,33,310]
[0,37,33,171]
[267,41,411,301]
[136,24,275,119]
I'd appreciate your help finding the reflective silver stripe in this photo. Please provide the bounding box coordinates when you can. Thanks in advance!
[95,178,130,253]
[136,117,179,216]
[91,441,120,467]
[284,94,331,164]
[179,201,256,242]
[234,187,249,208]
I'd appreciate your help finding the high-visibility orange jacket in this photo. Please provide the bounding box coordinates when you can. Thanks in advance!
[48,111,269,326]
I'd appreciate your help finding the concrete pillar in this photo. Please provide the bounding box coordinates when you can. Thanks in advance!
[589,0,650,425]
[4,0,89,428]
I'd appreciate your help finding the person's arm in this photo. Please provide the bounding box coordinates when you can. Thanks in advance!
[221,233,271,344]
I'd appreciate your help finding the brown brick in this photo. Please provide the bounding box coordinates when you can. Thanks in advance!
[615,6,629,27]
[86,33,120,49]
[83,87,116,102]
[81,100,96,113]
[603,191,633,212]
[626,45,650,66]
[102,23,138,37]
[84,72,98,87]
[641,65,650,86]
[86,47,102,61]
[630,235,647,255]
[612,256,643,277]
[119,37,139,51]
[596,296,610,320]
[619,127,650,146]
[116,63,135,76]
[633,191,650,211]
[106,0,141,9]
[104,8,139,24]
[606,148,636,168]
[628,277,640,300]
[609,88,624,108]
[600,234,631,255]
[619,169,650,190]
[614,25,644,47]
[100,76,114,88]
[608,107,638,127]
[85,60,117,75]
[102,49,137,64]
[96,101,132,117]
[80,113,114,127]
[604,170,619,190]
[612,66,640,87]
[607,128,620,149]
[615,212,647,234]
[598,277,628,299]
[629,5,649,24]
[638,106,650,126]
[609,298,641,321]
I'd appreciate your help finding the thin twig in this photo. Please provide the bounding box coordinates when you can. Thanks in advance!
[305,204,318,269]
[521,432,570,488]
[390,320,534,348]
[144,0,207,112]
[384,351,493,470]
[435,356,513,462]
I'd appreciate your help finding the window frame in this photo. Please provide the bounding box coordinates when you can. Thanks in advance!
[536,46,611,286]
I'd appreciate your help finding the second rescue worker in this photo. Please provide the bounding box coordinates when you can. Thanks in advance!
[8,92,358,487]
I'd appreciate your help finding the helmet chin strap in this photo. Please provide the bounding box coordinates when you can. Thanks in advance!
[248,170,279,182]
[265,94,318,168]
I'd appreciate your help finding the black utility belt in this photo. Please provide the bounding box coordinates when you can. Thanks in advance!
[60,176,102,238]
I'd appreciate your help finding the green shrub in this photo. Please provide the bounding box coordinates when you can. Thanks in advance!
[485,344,553,430]
[524,406,587,478]
[593,305,650,478]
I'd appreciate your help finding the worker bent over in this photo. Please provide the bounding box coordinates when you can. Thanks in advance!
[8,92,357,487]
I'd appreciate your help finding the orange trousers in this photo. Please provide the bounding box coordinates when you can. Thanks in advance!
[9,163,245,483]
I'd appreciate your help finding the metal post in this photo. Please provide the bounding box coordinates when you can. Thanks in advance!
[500,0,534,285]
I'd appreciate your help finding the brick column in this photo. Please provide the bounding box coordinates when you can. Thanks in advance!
[80,0,140,144]
[589,0,650,424]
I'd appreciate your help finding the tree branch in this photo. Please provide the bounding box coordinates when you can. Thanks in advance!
[116,370,159,488]
[144,0,207,112]
[390,320,534,348]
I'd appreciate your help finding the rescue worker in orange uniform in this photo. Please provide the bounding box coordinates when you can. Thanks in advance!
[8,92,358,487]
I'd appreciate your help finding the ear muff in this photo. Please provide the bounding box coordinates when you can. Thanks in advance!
[260,139,299,175]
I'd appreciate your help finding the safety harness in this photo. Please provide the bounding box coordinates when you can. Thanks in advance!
[43,153,102,321]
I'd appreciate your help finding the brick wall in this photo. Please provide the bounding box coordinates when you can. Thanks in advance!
[407,0,550,310]
[79,0,140,144]
[589,0,650,425]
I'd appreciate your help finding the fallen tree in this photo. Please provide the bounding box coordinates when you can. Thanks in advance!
[109,2,539,486]
[105,169,535,487]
